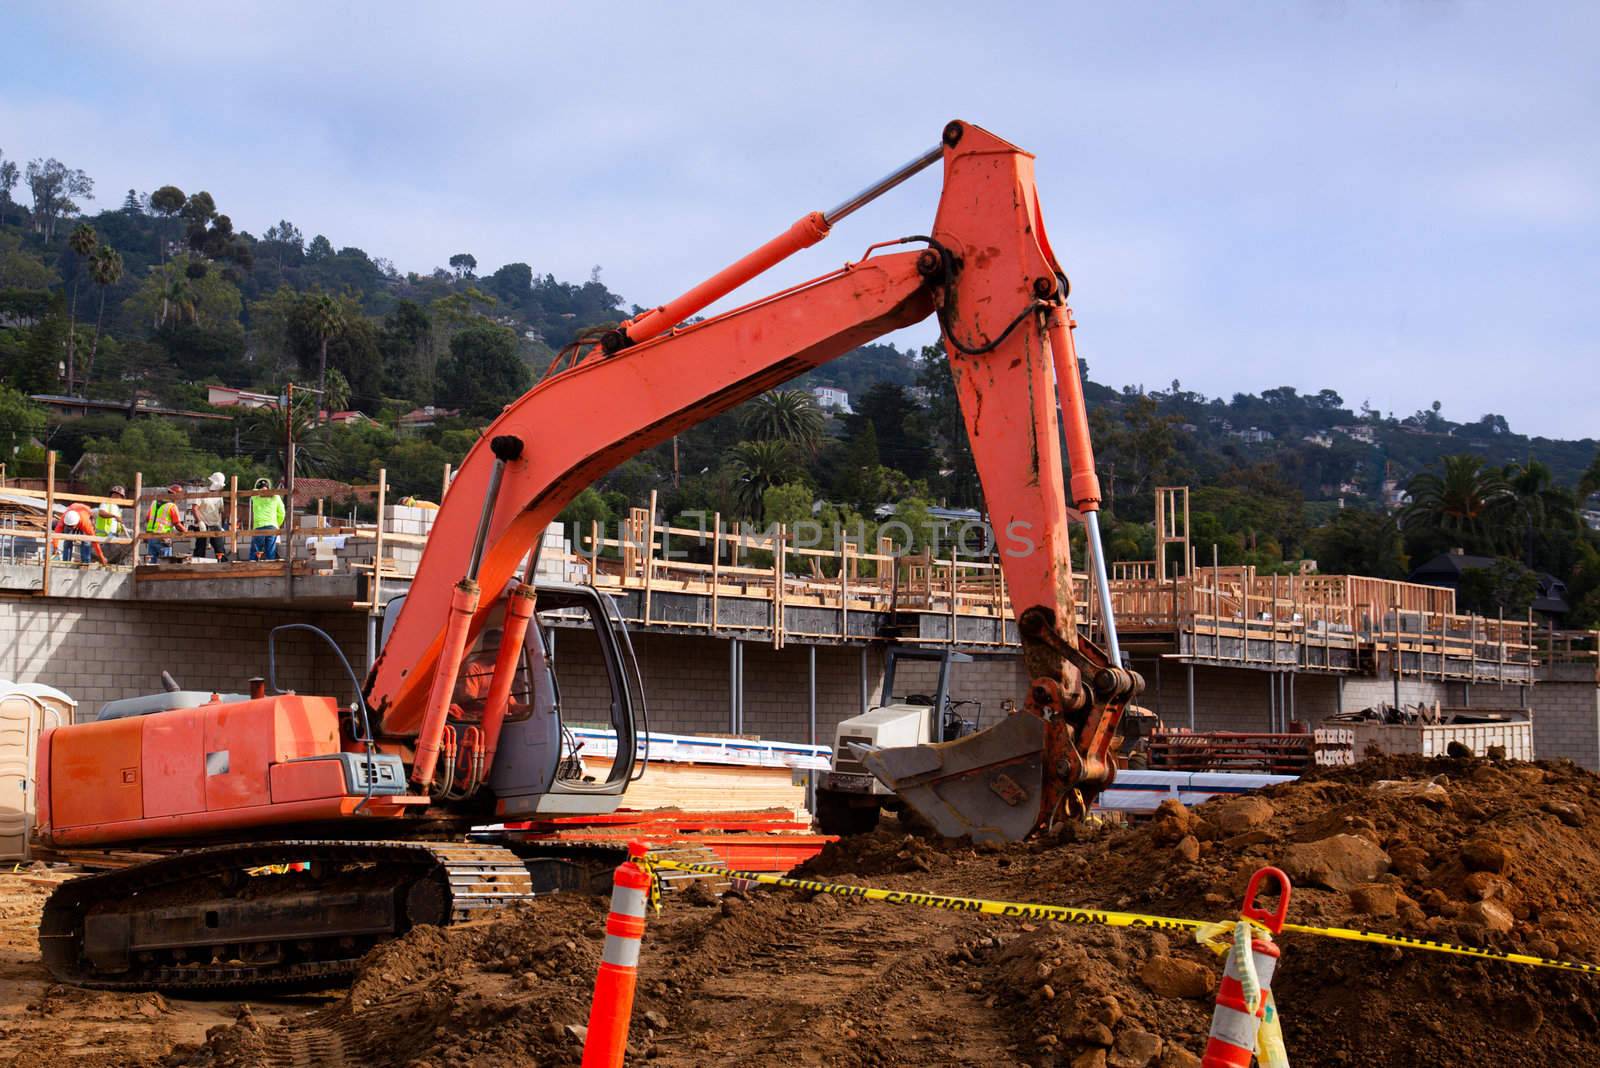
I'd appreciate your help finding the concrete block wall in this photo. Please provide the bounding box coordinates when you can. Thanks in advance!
[546,628,890,746]
[1136,659,1340,733]
[0,595,368,717]
[1530,665,1600,770]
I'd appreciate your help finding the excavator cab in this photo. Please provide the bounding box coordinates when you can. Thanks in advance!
[377,580,643,818]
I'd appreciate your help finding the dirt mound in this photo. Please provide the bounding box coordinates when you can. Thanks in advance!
[171,755,1600,1066]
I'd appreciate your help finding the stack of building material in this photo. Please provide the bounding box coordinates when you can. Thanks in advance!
[1148,729,1353,774]
[568,727,830,818]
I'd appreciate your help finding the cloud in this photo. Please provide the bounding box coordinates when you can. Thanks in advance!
[3,2,1598,438]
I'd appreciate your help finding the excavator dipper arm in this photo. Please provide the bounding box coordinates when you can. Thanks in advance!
[367,120,1142,838]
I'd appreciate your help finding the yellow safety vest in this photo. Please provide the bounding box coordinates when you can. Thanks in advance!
[146,502,179,534]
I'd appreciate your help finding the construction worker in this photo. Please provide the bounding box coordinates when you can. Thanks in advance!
[191,471,229,561]
[53,503,107,565]
[94,501,129,564]
[250,477,286,561]
[145,484,187,563]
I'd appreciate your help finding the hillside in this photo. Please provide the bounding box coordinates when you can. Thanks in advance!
[1,152,1597,628]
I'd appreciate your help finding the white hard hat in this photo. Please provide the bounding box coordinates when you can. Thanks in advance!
[208,471,226,490]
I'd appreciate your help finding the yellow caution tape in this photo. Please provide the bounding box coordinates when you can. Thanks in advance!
[647,857,1600,977]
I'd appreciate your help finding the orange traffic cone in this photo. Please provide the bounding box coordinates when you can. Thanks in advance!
[1200,866,1292,1068]
[582,842,653,1068]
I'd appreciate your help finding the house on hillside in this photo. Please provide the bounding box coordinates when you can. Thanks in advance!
[326,410,376,428]
[1334,424,1376,445]
[1229,426,1274,444]
[810,386,852,414]
[207,385,278,410]
[398,406,460,434]
[1410,549,1570,622]
[1303,432,1334,448]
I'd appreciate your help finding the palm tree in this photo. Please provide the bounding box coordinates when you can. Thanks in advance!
[65,222,96,393]
[1502,460,1579,566]
[83,244,123,389]
[730,439,802,519]
[1402,455,1512,552]
[322,368,351,415]
[742,389,825,454]
[241,392,329,477]
[159,272,196,327]
[306,293,345,421]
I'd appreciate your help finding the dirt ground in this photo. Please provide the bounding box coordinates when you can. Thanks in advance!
[5,754,1600,1067]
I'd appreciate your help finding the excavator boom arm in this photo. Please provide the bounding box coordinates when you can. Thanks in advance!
[368,121,1142,833]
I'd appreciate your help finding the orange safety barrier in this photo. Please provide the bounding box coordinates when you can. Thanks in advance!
[1201,867,1292,1068]
[581,841,653,1068]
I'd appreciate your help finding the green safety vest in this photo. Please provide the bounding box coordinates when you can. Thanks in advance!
[94,514,119,536]
[251,493,285,530]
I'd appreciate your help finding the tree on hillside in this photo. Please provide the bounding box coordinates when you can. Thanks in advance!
[1401,454,1511,556]
[1502,459,1579,566]
[306,234,333,262]
[64,222,97,393]
[742,390,823,454]
[84,243,124,389]
[284,295,380,412]
[127,255,241,329]
[304,293,345,414]
[379,299,434,403]
[0,231,57,289]
[261,220,304,267]
[0,156,18,226]
[1307,508,1407,579]
[149,185,186,262]
[449,253,477,280]
[488,262,532,305]
[436,321,530,416]
[0,386,47,458]
[730,439,803,519]
[1581,451,1600,501]
[121,189,143,215]
[845,383,933,482]
[24,158,93,241]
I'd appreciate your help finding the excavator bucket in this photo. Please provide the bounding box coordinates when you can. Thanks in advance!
[861,713,1047,845]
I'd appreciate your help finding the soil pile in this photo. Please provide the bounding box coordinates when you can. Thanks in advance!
[168,755,1600,1066]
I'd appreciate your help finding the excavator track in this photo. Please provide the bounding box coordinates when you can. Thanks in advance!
[39,837,623,992]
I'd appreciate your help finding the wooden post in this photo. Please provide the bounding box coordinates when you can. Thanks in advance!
[1267,571,1276,669]
[710,511,722,633]
[774,523,786,649]
[840,538,850,641]
[588,519,600,584]
[41,451,55,594]
[130,472,144,570]
[948,549,959,645]
[227,475,240,561]
[1211,544,1220,662]
[1244,565,1254,665]
[441,462,453,503]
[372,467,388,613]
[642,489,657,626]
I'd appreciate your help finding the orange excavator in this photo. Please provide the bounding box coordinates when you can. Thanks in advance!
[33,120,1143,989]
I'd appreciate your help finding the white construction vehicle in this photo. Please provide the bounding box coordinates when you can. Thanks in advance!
[816,648,987,835]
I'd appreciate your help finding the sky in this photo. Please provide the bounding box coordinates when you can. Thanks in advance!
[3,2,1596,439]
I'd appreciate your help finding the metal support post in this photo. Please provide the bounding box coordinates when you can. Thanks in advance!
[1186,663,1196,730]
[807,645,818,812]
